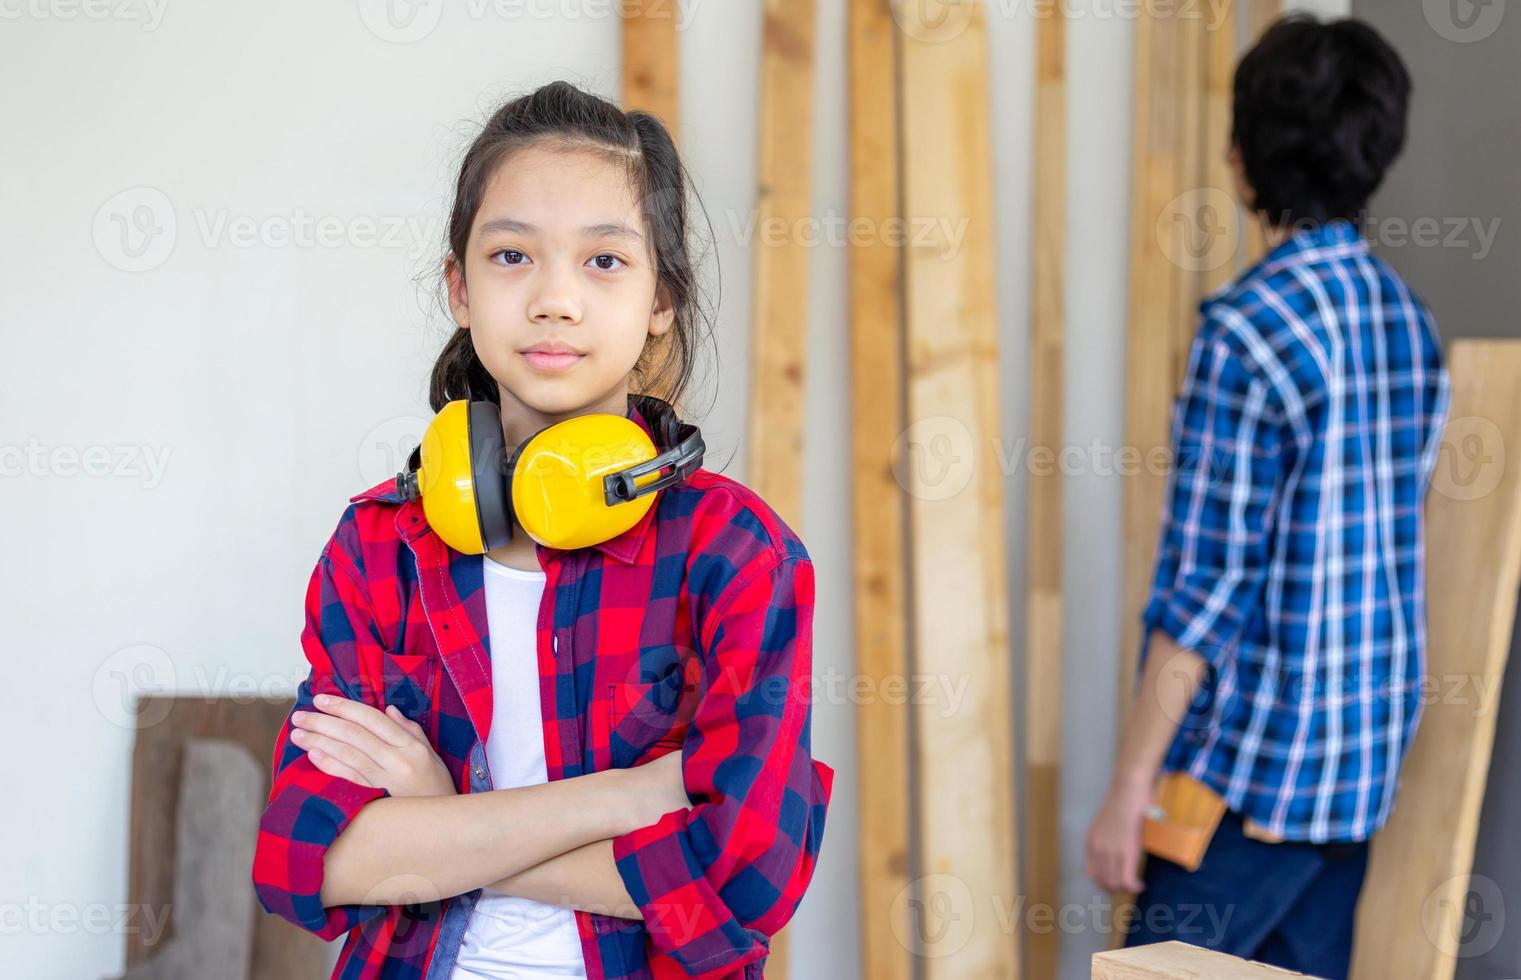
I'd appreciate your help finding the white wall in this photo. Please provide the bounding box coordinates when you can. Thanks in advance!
[0,1,1340,977]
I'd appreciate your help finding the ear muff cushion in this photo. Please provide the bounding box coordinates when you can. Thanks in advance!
[468,399,513,551]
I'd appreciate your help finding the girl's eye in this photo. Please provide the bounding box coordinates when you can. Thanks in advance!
[589,254,624,271]
[493,249,527,265]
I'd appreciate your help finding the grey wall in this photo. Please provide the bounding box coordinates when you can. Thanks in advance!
[1352,3,1521,977]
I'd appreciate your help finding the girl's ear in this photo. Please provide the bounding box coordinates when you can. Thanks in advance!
[648,282,675,338]
[445,253,470,329]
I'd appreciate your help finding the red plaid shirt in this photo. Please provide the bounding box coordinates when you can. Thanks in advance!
[251,399,835,979]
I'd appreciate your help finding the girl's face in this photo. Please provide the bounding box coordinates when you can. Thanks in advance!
[447,142,673,438]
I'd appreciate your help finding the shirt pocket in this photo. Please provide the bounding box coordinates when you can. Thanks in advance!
[606,644,699,768]
[379,652,437,724]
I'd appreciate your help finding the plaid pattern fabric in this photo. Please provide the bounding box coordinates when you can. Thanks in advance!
[251,397,835,979]
[1140,219,1451,843]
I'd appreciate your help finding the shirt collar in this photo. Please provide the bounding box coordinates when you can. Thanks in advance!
[350,395,665,565]
[1262,216,1367,266]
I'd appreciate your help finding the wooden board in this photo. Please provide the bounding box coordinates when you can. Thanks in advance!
[848,1,913,977]
[1203,0,1241,293]
[746,1,816,974]
[619,0,680,142]
[746,0,816,529]
[895,1,1019,975]
[1094,940,1322,979]
[1118,0,1185,750]
[1351,341,1521,979]
[1243,0,1280,262]
[1025,4,1067,979]
[126,696,328,979]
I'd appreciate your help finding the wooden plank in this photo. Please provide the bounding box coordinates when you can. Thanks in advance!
[1025,4,1067,979]
[1352,341,1521,980]
[1243,0,1281,262]
[1169,8,1207,392]
[1250,0,1282,38]
[746,0,815,528]
[1093,940,1323,979]
[1118,0,1183,759]
[619,0,681,141]
[848,1,914,977]
[746,1,815,974]
[895,2,1018,976]
[1115,6,1186,945]
[126,696,328,978]
[1202,0,1240,293]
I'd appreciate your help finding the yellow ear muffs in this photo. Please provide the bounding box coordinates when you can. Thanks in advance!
[395,396,704,554]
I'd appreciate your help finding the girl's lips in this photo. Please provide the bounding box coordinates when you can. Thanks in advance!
[521,350,585,372]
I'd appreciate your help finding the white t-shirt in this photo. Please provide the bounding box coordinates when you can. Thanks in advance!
[449,556,588,979]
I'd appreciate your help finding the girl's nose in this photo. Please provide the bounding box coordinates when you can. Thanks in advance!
[527,262,583,324]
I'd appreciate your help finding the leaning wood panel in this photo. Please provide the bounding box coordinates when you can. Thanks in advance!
[746,1,815,974]
[848,0,913,977]
[895,2,1018,976]
[746,0,816,530]
[1025,5,1067,979]
[1118,1,1184,751]
[1114,7,1186,945]
[619,0,681,141]
[1351,341,1521,980]
[127,696,327,978]
[1243,0,1281,262]
[1094,940,1321,979]
[1202,0,1241,293]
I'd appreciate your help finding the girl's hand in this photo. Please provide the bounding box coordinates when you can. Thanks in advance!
[290,694,456,797]
[623,749,691,830]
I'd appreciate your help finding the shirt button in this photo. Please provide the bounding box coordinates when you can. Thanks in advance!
[473,765,485,779]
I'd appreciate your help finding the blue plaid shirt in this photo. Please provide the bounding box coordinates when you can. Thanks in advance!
[1140,219,1451,843]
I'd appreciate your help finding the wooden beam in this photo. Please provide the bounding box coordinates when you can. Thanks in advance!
[1242,0,1280,263]
[1250,0,1282,39]
[1094,940,1321,979]
[619,0,681,142]
[1025,4,1067,978]
[849,0,914,975]
[1202,0,1241,294]
[746,1,815,974]
[895,1,1018,976]
[747,0,816,528]
[1115,6,1186,944]
[1118,0,1184,756]
[1352,341,1521,979]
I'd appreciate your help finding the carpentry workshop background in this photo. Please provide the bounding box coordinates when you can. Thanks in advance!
[4,1,1519,978]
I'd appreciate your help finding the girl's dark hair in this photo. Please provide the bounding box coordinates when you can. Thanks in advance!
[1232,14,1411,227]
[428,80,714,415]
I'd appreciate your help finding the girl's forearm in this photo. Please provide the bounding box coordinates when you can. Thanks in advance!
[483,838,642,920]
[320,770,628,908]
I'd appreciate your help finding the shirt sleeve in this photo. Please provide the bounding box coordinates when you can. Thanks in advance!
[1140,317,1288,673]
[251,535,393,940]
[610,553,835,979]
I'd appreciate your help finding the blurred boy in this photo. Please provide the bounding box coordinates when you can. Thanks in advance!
[1086,15,1451,979]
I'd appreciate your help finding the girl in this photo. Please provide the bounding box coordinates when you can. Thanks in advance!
[251,81,834,980]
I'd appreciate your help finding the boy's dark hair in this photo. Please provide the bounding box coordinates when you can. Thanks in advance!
[1232,15,1412,227]
[429,80,714,413]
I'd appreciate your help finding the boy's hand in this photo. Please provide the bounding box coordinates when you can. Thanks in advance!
[291,694,456,797]
[1084,778,1151,894]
